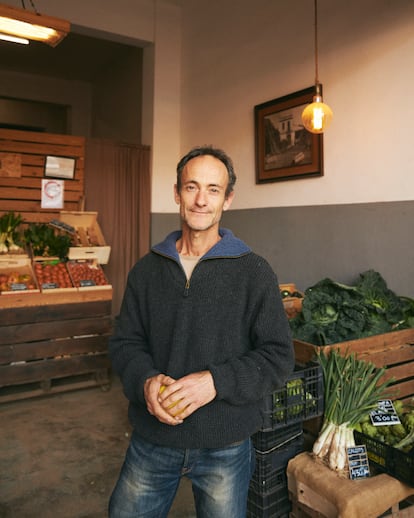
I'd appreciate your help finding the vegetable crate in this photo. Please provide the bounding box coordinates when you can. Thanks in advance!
[293,328,414,404]
[59,211,111,264]
[354,430,414,487]
[261,362,324,432]
[66,259,112,292]
[32,258,77,294]
[248,432,304,518]
[279,283,303,319]
[0,257,40,295]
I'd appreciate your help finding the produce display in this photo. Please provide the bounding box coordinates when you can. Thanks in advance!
[33,260,73,289]
[0,270,37,293]
[24,223,72,260]
[273,378,316,422]
[290,270,414,345]
[66,260,109,287]
[355,400,414,453]
[0,212,25,254]
[0,211,111,297]
[312,349,393,473]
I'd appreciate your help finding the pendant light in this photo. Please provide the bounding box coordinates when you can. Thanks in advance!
[0,2,70,47]
[301,0,333,134]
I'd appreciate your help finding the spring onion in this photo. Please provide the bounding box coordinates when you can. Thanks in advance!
[313,349,393,473]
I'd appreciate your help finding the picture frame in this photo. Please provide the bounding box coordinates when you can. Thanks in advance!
[254,86,324,183]
[44,155,76,180]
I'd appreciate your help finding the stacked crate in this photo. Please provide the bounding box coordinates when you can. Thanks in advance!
[247,363,324,518]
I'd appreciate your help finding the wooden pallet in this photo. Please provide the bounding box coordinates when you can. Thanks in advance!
[0,368,111,404]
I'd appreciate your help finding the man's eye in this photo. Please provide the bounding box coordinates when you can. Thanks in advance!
[186,185,196,191]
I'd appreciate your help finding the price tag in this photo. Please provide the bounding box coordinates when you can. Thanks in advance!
[347,445,370,480]
[370,400,401,426]
[42,282,59,290]
[10,283,28,291]
[80,279,96,287]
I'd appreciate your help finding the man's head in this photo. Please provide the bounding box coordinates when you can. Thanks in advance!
[176,146,237,197]
[174,146,236,233]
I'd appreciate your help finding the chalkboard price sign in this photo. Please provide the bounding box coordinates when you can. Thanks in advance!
[347,445,370,480]
[370,400,401,426]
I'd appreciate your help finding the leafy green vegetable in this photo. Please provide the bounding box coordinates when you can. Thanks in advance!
[0,211,25,253]
[24,223,72,260]
[290,270,412,345]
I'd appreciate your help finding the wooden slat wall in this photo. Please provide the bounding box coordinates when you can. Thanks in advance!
[0,128,85,224]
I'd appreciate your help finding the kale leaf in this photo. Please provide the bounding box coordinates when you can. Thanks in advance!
[290,270,412,345]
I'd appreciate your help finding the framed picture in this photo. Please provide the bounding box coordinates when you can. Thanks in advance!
[44,155,76,180]
[254,86,323,183]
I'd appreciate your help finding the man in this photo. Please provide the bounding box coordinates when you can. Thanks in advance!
[108,146,294,517]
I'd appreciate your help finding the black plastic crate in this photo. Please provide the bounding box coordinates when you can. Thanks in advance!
[247,467,291,518]
[250,433,304,493]
[252,422,303,453]
[261,362,324,431]
[354,430,414,487]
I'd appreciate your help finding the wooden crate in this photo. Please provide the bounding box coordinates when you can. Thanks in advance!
[279,283,303,319]
[293,328,414,403]
[0,256,40,294]
[0,290,113,403]
[59,211,111,264]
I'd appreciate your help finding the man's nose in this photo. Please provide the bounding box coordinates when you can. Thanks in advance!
[195,190,208,205]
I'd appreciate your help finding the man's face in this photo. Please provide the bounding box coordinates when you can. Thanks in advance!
[174,155,234,232]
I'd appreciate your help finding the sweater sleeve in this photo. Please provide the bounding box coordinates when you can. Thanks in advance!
[108,269,159,405]
[208,262,295,405]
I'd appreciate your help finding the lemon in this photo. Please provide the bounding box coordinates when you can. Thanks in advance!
[159,385,182,415]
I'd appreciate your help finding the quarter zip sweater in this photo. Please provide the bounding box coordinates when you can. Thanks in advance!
[109,228,294,449]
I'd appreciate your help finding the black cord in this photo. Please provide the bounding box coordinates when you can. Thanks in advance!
[29,0,39,14]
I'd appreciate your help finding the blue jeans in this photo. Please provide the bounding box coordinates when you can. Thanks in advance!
[108,431,255,517]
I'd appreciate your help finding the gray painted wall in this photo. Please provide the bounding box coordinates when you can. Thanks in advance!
[151,200,414,297]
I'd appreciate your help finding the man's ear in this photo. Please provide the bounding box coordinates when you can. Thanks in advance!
[223,191,235,211]
[174,184,180,205]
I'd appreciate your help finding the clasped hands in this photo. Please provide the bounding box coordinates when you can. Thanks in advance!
[144,370,216,426]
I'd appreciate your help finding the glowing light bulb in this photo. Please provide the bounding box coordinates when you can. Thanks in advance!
[302,94,333,134]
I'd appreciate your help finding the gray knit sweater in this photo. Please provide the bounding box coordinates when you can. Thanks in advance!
[109,228,294,448]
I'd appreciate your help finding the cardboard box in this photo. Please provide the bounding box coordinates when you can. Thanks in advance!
[59,211,111,264]
[0,257,40,295]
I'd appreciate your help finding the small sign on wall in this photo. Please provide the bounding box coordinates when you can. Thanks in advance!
[0,152,21,177]
[44,155,76,179]
[41,179,64,209]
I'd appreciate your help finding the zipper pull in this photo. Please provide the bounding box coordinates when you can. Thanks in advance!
[184,278,190,297]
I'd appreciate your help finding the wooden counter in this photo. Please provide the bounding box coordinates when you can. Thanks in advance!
[0,289,113,403]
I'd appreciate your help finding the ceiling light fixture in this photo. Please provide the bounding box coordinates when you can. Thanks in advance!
[0,2,70,47]
[301,0,333,134]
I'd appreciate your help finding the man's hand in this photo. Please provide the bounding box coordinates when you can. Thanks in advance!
[144,374,184,426]
[157,370,217,420]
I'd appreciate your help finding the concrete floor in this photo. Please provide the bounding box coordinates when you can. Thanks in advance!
[0,377,196,518]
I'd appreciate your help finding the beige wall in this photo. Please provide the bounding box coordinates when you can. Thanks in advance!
[2,0,412,212]
[175,0,414,212]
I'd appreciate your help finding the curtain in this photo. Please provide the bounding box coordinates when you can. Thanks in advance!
[84,138,151,317]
